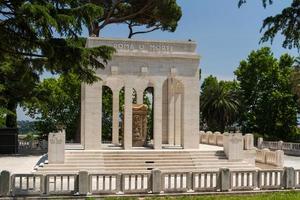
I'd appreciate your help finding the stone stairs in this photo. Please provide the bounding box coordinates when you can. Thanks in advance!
[35,150,256,174]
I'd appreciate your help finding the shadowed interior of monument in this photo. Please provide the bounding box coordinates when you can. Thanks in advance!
[101,86,155,148]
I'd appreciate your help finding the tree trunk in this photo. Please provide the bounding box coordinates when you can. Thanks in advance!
[89,22,100,37]
[6,100,17,128]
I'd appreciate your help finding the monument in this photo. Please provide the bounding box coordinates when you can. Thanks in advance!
[80,37,200,150]
[131,104,148,147]
[42,38,257,175]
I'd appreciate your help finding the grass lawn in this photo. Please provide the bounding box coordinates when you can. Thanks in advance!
[93,191,300,200]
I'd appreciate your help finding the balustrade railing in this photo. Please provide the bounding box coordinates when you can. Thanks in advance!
[162,172,189,193]
[258,138,300,156]
[258,170,283,189]
[2,168,300,197]
[90,174,119,194]
[46,174,77,195]
[230,170,257,190]
[122,173,150,194]
[193,171,218,192]
[11,174,43,196]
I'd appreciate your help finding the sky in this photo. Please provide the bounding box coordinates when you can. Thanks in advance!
[17,0,299,121]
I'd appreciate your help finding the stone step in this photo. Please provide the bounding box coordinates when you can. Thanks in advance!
[63,158,227,164]
[66,154,224,158]
[36,149,256,175]
[36,165,255,174]
[65,151,224,155]
[66,151,224,155]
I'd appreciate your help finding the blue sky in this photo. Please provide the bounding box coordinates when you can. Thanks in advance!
[17,0,299,121]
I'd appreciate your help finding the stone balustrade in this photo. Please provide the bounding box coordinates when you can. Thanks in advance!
[255,149,284,167]
[258,137,300,156]
[199,131,223,146]
[199,131,254,150]
[1,167,300,197]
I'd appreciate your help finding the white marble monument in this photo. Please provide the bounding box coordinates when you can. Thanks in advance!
[80,37,200,150]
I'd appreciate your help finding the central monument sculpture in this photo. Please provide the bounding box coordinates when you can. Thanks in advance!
[131,104,148,147]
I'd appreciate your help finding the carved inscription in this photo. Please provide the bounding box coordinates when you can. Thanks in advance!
[112,42,173,52]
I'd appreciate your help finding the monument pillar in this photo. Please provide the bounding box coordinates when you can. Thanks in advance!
[80,82,102,150]
[124,84,133,149]
[136,89,144,104]
[154,81,163,149]
[167,78,175,145]
[112,89,119,145]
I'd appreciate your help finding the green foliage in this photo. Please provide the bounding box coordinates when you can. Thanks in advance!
[200,76,240,132]
[102,86,113,141]
[235,47,298,140]
[25,73,81,140]
[0,1,115,79]
[85,0,182,37]
[0,107,7,127]
[126,0,182,38]
[17,121,36,135]
[0,56,39,127]
[291,56,300,106]
[0,1,116,127]
[23,133,37,142]
[238,0,300,50]
[144,191,300,200]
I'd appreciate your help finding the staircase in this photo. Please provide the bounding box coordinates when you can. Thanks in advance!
[35,150,256,174]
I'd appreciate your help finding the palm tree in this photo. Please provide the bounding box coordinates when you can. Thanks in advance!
[201,78,240,132]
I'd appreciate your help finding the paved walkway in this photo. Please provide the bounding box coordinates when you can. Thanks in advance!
[0,154,43,173]
[283,155,300,169]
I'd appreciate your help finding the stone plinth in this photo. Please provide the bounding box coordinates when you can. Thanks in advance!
[48,130,65,164]
[223,133,243,161]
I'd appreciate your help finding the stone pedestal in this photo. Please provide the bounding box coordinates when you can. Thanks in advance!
[132,104,148,147]
[48,130,65,164]
[223,133,243,161]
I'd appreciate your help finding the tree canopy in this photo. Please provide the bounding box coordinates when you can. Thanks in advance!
[238,0,300,50]
[235,47,298,140]
[200,76,240,132]
[0,1,115,81]
[85,0,182,38]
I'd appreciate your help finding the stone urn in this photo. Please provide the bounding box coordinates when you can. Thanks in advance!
[132,104,148,147]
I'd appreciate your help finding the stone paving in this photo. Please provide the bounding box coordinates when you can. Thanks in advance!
[0,154,42,173]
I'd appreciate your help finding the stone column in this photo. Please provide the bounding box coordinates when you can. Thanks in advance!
[182,79,199,149]
[112,89,119,145]
[80,82,102,150]
[167,78,175,145]
[174,93,182,146]
[136,89,144,104]
[154,81,163,149]
[123,84,133,149]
